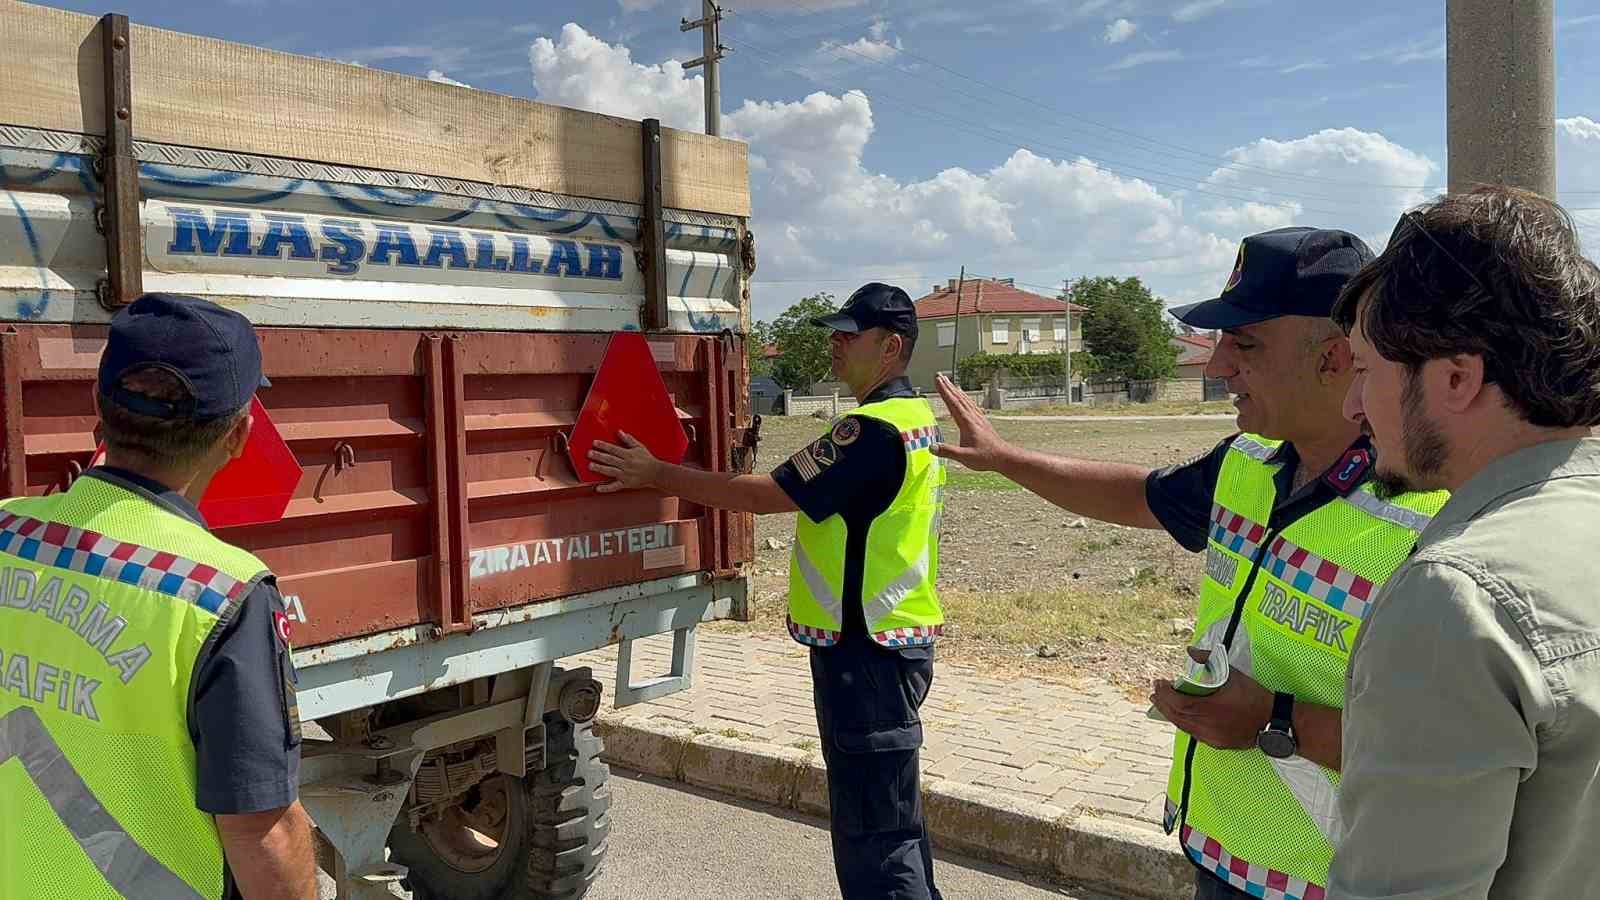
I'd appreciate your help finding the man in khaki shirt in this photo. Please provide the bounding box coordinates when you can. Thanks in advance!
[1328,186,1600,899]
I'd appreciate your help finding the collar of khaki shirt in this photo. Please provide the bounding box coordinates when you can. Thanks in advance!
[1419,435,1600,546]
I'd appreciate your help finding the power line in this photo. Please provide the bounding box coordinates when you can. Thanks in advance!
[735,4,1447,193]
[726,36,1365,216]
[726,27,1436,210]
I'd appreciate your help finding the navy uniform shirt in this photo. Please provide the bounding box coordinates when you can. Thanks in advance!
[87,468,302,815]
[1143,432,1379,551]
[771,377,927,656]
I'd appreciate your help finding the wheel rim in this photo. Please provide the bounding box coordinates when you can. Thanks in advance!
[417,775,512,874]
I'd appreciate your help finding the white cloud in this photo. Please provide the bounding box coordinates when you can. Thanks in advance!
[1239,56,1330,74]
[338,44,463,68]
[1106,49,1183,72]
[868,18,889,40]
[1104,18,1138,44]
[1204,128,1439,251]
[530,24,705,131]
[1558,13,1600,30]
[818,34,903,65]
[314,54,368,68]
[1197,201,1300,235]
[530,25,1240,313]
[1173,0,1227,23]
[525,24,1592,319]
[1361,33,1445,64]
[1556,117,1600,252]
[426,69,472,88]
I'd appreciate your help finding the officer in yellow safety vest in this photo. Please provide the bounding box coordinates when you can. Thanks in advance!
[935,228,1448,900]
[588,283,947,900]
[0,294,316,900]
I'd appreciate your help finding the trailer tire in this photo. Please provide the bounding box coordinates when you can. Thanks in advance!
[390,771,530,900]
[524,716,611,899]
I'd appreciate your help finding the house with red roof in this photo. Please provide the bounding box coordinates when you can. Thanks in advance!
[906,276,1086,390]
[1172,331,1217,379]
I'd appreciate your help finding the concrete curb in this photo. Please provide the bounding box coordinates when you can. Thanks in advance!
[594,717,1191,900]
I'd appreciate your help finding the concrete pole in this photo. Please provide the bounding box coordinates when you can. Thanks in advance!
[1061,279,1073,404]
[702,0,721,137]
[1446,0,1556,197]
[950,265,965,378]
[680,1,724,136]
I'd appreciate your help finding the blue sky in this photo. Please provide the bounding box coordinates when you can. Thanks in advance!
[39,0,1600,319]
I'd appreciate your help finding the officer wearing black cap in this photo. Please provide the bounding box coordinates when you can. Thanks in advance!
[589,282,947,899]
[0,294,316,900]
[936,228,1448,900]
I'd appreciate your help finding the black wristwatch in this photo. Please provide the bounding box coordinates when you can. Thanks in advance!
[1256,692,1298,759]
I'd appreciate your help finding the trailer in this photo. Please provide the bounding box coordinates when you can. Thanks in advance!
[0,3,758,897]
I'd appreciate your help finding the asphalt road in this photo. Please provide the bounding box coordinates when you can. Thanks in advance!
[324,769,1128,900]
[584,771,1125,900]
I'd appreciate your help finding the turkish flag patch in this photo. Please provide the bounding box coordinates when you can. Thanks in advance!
[273,610,292,648]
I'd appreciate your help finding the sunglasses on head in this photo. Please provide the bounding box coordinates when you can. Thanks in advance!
[1390,210,1492,299]
[1384,211,1502,386]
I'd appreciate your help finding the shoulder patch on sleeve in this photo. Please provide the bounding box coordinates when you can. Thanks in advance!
[831,417,861,446]
[787,436,840,482]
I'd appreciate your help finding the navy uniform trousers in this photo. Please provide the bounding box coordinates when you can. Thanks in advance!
[810,634,943,900]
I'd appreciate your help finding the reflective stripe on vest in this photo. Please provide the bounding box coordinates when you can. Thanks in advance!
[792,541,846,625]
[786,397,946,648]
[1168,800,1328,900]
[790,541,937,645]
[1166,434,1448,891]
[0,474,271,900]
[1,706,202,900]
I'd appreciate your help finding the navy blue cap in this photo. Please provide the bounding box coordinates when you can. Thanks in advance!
[1170,227,1375,329]
[98,293,269,421]
[810,282,919,338]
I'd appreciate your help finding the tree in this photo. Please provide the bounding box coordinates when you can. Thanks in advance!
[955,351,1095,390]
[1071,276,1179,381]
[749,319,776,378]
[768,292,839,393]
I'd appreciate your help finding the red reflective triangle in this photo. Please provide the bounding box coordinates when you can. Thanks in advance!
[567,332,690,483]
[88,396,301,528]
[200,396,301,528]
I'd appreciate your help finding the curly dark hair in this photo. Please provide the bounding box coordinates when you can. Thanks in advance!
[1332,186,1600,428]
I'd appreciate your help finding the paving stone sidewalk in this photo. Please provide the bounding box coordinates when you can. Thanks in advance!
[572,630,1178,830]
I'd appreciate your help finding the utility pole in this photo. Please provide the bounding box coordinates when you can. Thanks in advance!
[950,266,966,379]
[1061,279,1073,404]
[1446,0,1555,197]
[681,1,727,137]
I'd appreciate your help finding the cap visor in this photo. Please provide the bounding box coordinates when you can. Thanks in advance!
[810,313,863,333]
[1170,297,1274,330]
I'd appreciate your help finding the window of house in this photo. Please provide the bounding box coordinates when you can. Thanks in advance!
[937,323,955,347]
[1053,318,1067,342]
[1021,319,1041,342]
[991,318,1009,344]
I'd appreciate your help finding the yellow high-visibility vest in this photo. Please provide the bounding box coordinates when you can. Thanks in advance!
[786,397,947,648]
[1,474,272,900]
[1165,434,1447,897]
